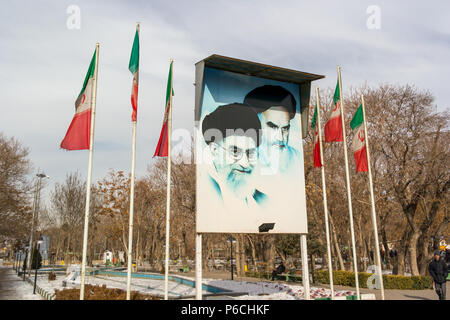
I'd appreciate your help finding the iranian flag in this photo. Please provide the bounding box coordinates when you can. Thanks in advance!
[350,104,368,172]
[324,81,343,142]
[311,104,322,168]
[60,49,96,150]
[153,61,173,157]
[129,28,139,122]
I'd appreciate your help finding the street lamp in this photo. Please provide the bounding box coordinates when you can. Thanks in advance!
[27,172,49,276]
[33,238,43,294]
[13,251,18,271]
[23,247,29,281]
[17,250,22,275]
[226,236,236,281]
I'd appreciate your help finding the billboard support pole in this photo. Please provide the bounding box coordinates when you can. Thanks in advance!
[300,234,310,300]
[195,233,202,300]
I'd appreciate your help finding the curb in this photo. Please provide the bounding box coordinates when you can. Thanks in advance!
[25,277,56,300]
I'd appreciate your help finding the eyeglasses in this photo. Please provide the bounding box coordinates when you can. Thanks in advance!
[219,145,258,162]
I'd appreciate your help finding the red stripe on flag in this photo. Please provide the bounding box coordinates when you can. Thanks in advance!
[154,121,169,157]
[60,109,91,150]
[324,115,343,142]
[131,80,138,122]
[354,145,368,172]
[313,132,322,168]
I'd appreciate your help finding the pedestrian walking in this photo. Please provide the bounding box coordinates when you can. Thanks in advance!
[271,261,286,281]
[429,250,448,300]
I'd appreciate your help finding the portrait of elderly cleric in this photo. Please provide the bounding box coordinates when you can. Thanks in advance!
[244,85,302,176]
[201,103,267,211]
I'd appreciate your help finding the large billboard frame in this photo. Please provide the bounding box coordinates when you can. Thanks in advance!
[195,55,324,234]
[193,55,324,300]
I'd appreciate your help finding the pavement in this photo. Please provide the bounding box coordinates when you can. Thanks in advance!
[0,266,43,300]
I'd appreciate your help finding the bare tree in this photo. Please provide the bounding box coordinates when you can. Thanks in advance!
[50,171,86,263]
[0,133,32,242]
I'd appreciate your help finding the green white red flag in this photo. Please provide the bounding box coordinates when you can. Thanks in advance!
[129,28,139,122]
[60,49,96,150]
[324,80,343,142]
[350,104,368,172]
[154,61,173,157]
[312,104,322,168]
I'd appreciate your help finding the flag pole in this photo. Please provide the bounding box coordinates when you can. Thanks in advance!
[164,59,174,300]
[337,66,360,299]
[361,95,385,300]
[315,87,335,299]
[126,23,140,301]
[80,43,99,300]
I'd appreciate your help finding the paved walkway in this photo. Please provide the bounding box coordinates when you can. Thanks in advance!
[0,267,42,300]
[183,270,447,300]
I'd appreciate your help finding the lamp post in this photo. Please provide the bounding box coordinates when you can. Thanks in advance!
[15,250,20,272]
[33,238,43,294]
[23,248,28,280]
[226,236,236,281]
[27,172,49,276]
[17,250,22,275]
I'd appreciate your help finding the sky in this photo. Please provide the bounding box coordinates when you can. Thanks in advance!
[1,0,449,204]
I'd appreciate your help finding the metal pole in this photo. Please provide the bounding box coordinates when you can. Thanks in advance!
[300,234,310,300]
[80,43,99,300]
[17,252,21,275]
[230,238,234,281]
[315,87,335,299]
[33,242,40,294]
[29,175,44,277]
[361,95,385,300]
[126,122,137,299]
[337,66,360,299]
[23,250,28,281]
[126,23,140,301]
[195,233,202,300]
[164,59,174,301]
[27,176,40,275]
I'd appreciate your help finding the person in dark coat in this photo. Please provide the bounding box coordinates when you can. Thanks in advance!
[271,261,286,281]
[429,250,448,300]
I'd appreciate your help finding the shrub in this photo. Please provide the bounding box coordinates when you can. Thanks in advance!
[31,247,42,270]
[55,284,161,300]
[315,270,433,290]
[48,271,56,281]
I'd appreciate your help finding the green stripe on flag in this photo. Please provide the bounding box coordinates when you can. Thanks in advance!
[350,104,364,130]
[129,30,139,74]
[165,61,173,107]
[77,49,96,99]
[311,104,317,129]
[333,81,340,105]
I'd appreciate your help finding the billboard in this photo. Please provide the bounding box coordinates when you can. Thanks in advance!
[195,56,322,233]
